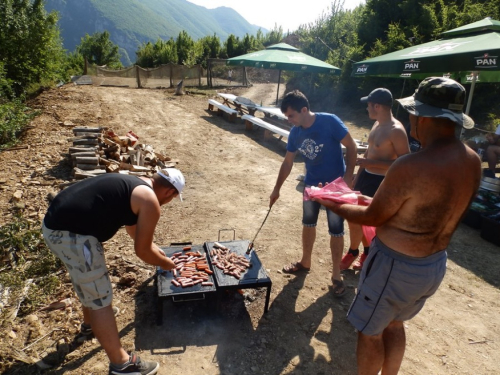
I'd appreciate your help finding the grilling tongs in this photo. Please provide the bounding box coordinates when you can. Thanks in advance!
[247,206,272,254]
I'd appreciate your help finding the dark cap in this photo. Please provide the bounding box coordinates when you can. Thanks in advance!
[360,88,393,106]
[395,77,474,129]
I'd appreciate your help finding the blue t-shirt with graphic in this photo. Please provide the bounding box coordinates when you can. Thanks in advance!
[287,113,348,186]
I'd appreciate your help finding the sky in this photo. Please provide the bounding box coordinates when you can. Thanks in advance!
[186,0,366,32]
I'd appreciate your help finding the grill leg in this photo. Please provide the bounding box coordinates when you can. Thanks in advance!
[264,285,271,314]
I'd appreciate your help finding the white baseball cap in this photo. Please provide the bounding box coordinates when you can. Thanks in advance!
[157,168,185,201]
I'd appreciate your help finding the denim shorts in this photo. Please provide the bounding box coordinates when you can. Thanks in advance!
[42,222,112,310]
[303,187,344,236]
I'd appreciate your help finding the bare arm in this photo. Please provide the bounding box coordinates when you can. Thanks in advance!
[341,132,357,188]
[270,151,295,207]
[127,187,175,270]
[313,157,411,226]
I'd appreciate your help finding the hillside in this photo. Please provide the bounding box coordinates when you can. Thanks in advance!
[44,0,263,65]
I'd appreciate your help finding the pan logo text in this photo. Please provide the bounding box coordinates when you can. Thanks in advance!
[475,54,497,68]
[356,65,368,74]
[403,60,420,71]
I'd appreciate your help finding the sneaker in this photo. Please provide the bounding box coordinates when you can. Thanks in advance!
[352,253,368,270]
[340,252,358,270]
[109,353,159,375]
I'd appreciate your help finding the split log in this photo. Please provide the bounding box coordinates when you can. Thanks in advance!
[106,164,120,173]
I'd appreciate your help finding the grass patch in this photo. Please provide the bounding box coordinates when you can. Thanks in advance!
[0,99,38,150]
[0,215,62,322]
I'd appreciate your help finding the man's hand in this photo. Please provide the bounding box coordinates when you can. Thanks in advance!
[357,195,373,206]
[270,188,280,207]
[161,255,176,271]
[311,197,342,213]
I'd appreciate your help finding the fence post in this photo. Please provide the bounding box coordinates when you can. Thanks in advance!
[199,65,202,87]
[170,64,173,88]
[136,65,141,88]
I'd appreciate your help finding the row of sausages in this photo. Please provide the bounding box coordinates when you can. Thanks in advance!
[169,247,214,288]
[210,242,251,279]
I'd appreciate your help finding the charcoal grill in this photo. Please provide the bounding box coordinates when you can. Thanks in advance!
[156,242,217,324]
[155,232,272,325]
[204,239,272,314]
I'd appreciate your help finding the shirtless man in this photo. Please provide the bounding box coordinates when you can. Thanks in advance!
[313,77,480,374]
[341,88,410,271]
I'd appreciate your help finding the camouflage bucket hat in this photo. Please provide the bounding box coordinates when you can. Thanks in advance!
[396,77,475,129]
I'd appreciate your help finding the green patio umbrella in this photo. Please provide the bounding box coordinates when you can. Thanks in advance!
[351,17,500,116]
[227,43,341,104]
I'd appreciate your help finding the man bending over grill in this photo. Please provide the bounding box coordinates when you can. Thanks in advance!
[42,168,185,375]
[313,77,480,374]
[269,89,357,297]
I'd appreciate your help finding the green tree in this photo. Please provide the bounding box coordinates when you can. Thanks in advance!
[77,31,122,68]
[0,0,65,96]
[176,31,195,65]
[223,34,239,58]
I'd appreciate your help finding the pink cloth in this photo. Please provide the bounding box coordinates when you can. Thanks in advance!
[305,177,376,240]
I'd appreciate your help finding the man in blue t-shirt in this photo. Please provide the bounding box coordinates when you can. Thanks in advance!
[269,90,357,297]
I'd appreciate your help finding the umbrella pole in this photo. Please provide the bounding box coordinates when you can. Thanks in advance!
[461,72,477,139]
[465,72,477,115]
[276,70,282,105]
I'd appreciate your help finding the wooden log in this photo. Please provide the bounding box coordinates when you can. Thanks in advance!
[69,146,98,153]
[70,151,97,160]
[76,164,105,170]
[72,127,102,134]
[73,138,98,146]
[75,156,99,165]
[67,134,100,141]
[74,132,103,137]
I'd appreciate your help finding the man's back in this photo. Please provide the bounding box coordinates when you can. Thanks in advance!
[376,138,481,256]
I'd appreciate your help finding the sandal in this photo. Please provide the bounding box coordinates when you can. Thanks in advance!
[282,261,310,274]
[332,278,347,298]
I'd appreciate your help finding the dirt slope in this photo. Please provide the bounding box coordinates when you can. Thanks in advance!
[0,83,499,375]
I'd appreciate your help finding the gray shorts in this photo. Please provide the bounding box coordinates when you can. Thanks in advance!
[347,236,447,336]
[42,222,112,310]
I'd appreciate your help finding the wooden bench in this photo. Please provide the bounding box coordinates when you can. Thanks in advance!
[208,99,238,122]
[242,114,290,140]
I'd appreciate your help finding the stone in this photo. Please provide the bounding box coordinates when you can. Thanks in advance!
[12,190,23,201]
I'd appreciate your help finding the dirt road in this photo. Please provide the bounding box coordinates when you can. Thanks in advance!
[0,83,499,374]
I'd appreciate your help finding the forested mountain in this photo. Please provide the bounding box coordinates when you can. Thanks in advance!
[44,0,263,65]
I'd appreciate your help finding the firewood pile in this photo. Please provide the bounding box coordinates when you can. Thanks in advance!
[66,127,175,182]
